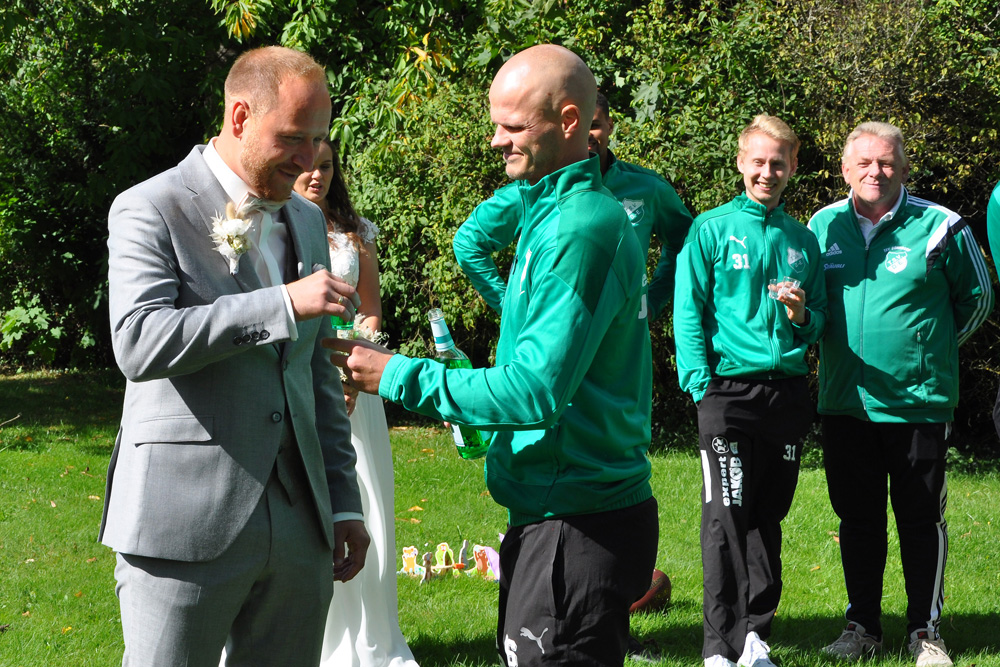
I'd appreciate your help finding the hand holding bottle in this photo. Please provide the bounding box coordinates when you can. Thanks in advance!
[428,308,491,459]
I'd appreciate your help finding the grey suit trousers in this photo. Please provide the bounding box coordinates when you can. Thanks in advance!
[116,466,333,667]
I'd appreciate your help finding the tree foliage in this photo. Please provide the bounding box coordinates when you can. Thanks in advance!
[2,0,1000,451]
[0,0,230,367]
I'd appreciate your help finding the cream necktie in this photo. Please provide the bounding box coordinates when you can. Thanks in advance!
[238,194,285,287]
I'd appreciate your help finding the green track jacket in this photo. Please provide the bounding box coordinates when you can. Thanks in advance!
[808,188,994,422]
[453,150,693,321]
[380,156,654,526]
[985,180,1000,264]
[674,193,827,402]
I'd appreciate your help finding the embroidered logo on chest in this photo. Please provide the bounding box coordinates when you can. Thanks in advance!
[622,198,645,224]
[787,247,806,273]
[884,248,909,274]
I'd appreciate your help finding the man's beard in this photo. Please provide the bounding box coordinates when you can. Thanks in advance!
[240,134,289,201]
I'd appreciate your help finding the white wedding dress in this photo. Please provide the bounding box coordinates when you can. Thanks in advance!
[320,218,418,667]
[219,218,417,667]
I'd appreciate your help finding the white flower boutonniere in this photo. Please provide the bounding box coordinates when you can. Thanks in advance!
[210,201,255,275]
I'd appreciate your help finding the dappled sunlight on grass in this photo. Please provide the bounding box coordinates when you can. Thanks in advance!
[0,373,998,666]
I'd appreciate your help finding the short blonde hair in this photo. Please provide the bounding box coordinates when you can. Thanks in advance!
[842,121,908,167]
[738,115,800,159]
[224,46,326,116]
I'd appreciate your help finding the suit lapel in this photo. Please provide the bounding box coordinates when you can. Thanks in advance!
[180,146,264,294]
[284,196,316,282]
[279,196,319,363]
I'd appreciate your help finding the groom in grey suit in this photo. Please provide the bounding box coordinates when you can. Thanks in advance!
[102,46,369,666]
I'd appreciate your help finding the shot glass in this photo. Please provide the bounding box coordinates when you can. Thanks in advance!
[768,277,800,300]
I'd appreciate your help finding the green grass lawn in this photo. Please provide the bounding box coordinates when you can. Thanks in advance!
[1,370,998,666]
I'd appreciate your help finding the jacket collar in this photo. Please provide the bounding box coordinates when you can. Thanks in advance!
[516,154,604,209]
[178,145,313,291]
[734,191,787,218]
[847,185,907,225]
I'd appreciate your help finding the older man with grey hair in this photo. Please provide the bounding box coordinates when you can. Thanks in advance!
[808,121,993,667]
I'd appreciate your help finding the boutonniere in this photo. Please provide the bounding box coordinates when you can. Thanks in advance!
[210,201,255,275]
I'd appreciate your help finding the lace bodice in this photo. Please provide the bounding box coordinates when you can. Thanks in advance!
[328,217,378,288]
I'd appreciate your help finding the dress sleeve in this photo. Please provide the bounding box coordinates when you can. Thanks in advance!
[357,217,379,245]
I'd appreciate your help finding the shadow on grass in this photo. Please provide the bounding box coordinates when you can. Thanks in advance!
[624,609,999,665]
[408,634,499,667]
[0,368,123,454]
[774,613,999,664]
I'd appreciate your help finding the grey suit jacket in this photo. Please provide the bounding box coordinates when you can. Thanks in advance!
[100,145,361,562]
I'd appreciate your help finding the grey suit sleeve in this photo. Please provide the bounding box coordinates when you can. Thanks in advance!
[108,189,293,382]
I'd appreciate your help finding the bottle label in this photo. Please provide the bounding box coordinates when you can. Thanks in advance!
[430,319,455,351]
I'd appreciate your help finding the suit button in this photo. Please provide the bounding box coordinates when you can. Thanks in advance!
[250,331,260,341]
[271,412,282,423]
[233,336,243,346]
[242,333,252,344]
[260,329,270,341]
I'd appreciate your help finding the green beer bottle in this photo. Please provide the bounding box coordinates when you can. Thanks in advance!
[427,308,491,459]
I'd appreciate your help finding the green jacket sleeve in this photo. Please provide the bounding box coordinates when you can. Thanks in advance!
[647,185,694,321]
[452,185,522,314]
[790,230,827,344]
[945,221,994,345]
[673,221,713,402]
[382,229,632,429]
[987,181,1000,266]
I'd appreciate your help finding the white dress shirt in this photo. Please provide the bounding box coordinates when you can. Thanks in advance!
[203,139,298,340]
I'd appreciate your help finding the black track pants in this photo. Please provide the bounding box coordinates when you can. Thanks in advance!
[821,415,948,639]
[698,377,813,660]
[496,498,659,667]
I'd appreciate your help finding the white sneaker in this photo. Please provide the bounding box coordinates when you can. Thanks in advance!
[909,630,953,667]
[738,631,776,667]
[822,622,883,660]
[705,655,737,667]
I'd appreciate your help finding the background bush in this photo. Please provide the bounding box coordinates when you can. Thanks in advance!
[2,0,999,455]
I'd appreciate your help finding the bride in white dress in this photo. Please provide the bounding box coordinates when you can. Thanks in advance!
[298,140,418,667]
[218,142,417,667]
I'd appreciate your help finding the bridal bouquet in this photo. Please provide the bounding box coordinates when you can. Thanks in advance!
[335,316,389,383]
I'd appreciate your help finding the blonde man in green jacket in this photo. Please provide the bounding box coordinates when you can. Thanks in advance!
[674,115,826,667]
